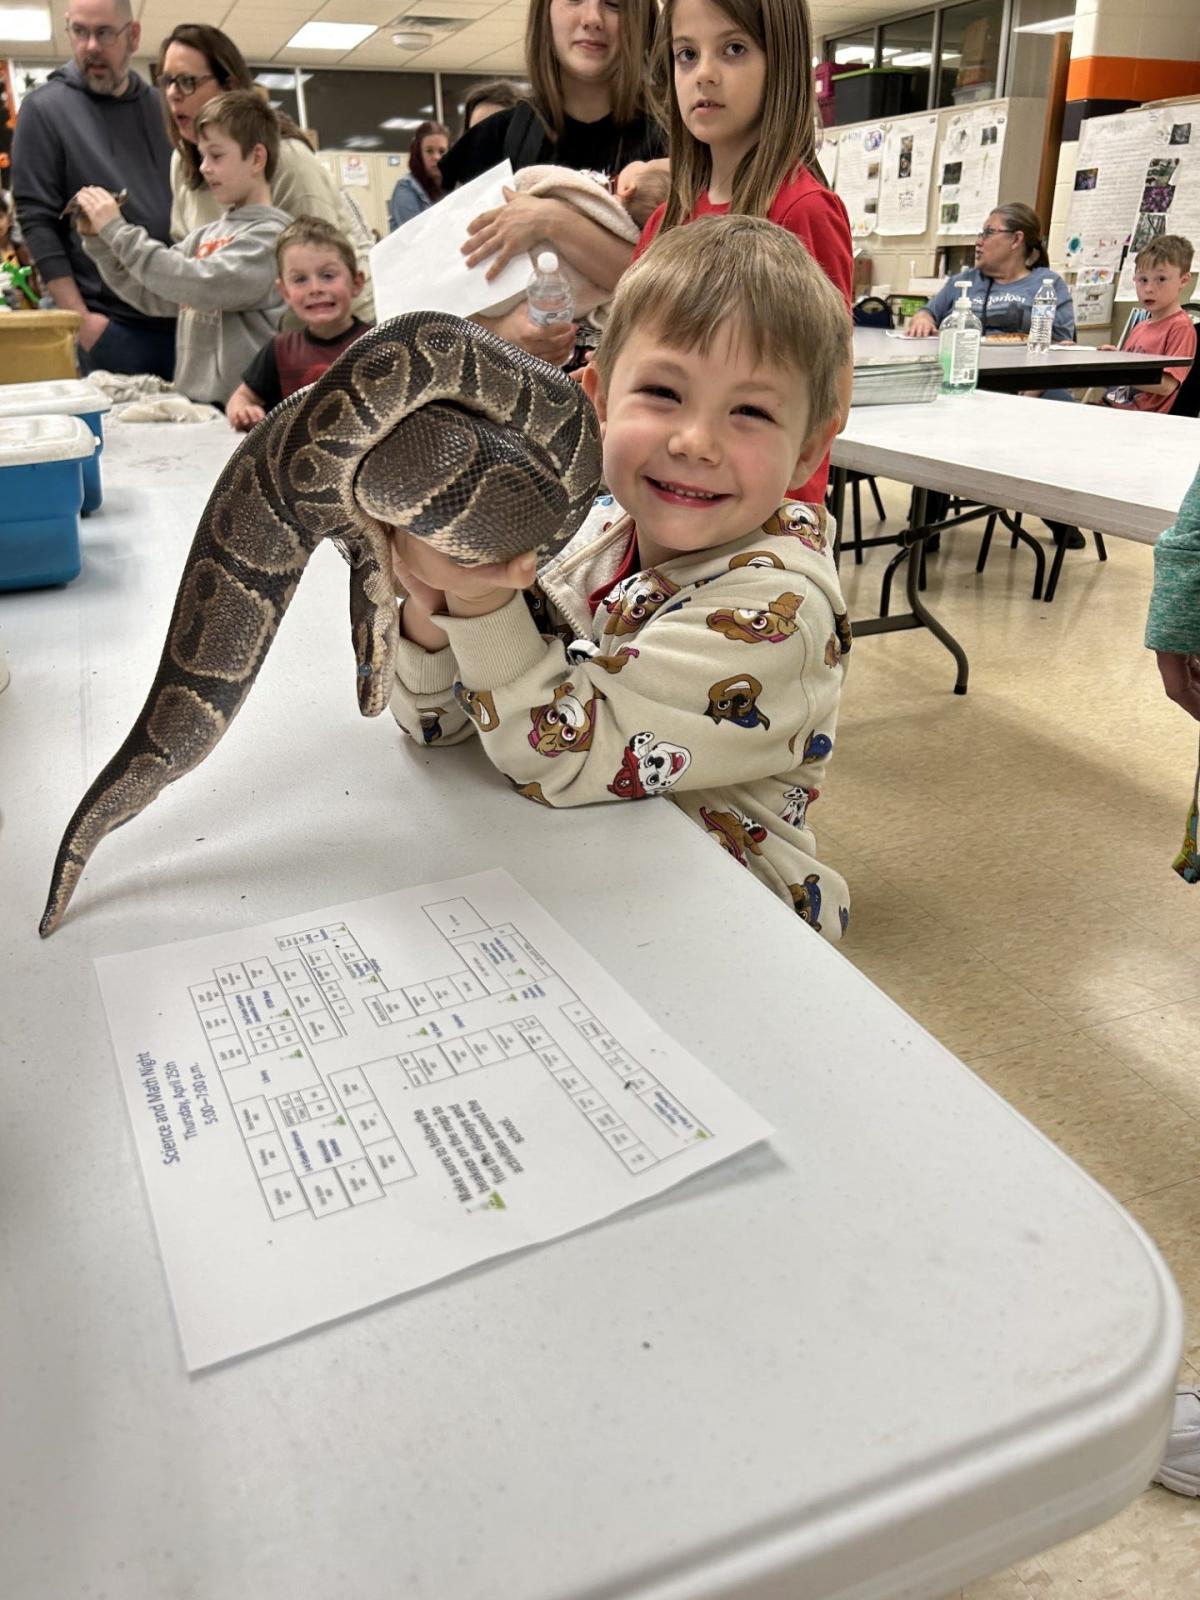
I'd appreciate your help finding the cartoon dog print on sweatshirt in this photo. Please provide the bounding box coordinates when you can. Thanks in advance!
[789,873,823,931]
[602,569,680,638]
[528,682,603,756]
[511,779,552,806]
[707,591,802,645]
[763,501,828,553]
[704,674,771,730]
[455,684,501,733]
[566,638,640,674]
[606,731,692,799]
[700,806,768,865]
[418,707,446,744]
[728,549,785,571]
[780,785,819,829]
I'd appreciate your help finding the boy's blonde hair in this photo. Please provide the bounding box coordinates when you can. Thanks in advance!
[594,214,850,432]
[194,90,281,184]
[275,215,357,278]
[650,0,820,233]
[524,0,658,140]
[1135,234,1194,275]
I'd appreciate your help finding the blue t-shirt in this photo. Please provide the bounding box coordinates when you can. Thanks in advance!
[924,268,1075,341]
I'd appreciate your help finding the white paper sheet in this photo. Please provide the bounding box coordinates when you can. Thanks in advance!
[833,125,885,238]
[369,161,533,322]
[95,870,773,1370]
[936,106,1008,236]
[876,114,938,237]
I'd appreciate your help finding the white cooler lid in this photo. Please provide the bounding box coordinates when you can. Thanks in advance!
[0,414,98,464]
[0,378,112,419]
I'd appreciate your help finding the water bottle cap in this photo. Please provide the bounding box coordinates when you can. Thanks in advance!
[536,251,559,273]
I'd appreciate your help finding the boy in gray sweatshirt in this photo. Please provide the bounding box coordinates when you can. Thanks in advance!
[71,91,289,405]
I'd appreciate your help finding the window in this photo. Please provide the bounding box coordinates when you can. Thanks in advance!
[937,0,1004,107]
[826,30,878,68]
[440,73,530,140]
[300,70,438,152]
[250,68,302,133]
[880,12,934,106]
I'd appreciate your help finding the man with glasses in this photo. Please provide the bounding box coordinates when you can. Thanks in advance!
[12,0,175,379]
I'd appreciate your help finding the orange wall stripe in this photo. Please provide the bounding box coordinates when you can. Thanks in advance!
[1067,55,1200,103]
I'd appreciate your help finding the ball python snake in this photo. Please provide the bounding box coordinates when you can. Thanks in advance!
[40,311,602,935]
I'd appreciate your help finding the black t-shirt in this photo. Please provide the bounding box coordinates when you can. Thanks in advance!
[439,103,666,192]
[242,319,369,411]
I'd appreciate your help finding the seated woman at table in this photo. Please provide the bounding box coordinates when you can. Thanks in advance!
[906,203,1073,343]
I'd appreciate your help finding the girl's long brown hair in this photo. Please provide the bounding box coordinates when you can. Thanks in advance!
[408,120,449,202]
[523,0,658,140]
[651,0,819,232]
[158,24,310,190]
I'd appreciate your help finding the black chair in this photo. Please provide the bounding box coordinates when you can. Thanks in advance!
[836,297,893,562]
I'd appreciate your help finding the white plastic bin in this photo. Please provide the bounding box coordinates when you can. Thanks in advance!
[0,378,111,514]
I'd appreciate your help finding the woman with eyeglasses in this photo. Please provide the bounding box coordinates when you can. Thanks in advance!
[157,24,374,321]
[906,203,1074,343]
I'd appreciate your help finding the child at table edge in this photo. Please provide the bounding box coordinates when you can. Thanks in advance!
[387,215,854,941]
[1095,234,1195,416]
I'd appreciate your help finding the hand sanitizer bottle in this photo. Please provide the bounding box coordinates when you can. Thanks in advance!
[938,280,982,396]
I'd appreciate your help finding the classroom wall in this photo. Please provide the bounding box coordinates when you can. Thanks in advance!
[828,95,1048,295]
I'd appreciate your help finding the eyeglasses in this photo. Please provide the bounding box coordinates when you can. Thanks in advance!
[159,72,217,97]
[67,21,132,46]
[976,226,1016,239]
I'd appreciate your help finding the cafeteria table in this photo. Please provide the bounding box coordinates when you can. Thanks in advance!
[0,420,1182,1600]
[830,389,1200,693]
[852,327,1193,394]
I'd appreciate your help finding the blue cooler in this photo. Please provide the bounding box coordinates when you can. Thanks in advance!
[0,378,112,514]
[0,415,97,589]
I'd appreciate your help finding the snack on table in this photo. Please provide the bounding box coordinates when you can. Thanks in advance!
[982,332,1029,345]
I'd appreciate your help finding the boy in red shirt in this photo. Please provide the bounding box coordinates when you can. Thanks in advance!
[1100,235,1195,415]
[227,216,368,430]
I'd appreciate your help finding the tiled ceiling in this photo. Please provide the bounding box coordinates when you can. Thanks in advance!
[11,0,921,71]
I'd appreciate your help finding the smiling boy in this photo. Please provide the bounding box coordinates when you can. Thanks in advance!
[71,90,289,405]
[388,214,855,938]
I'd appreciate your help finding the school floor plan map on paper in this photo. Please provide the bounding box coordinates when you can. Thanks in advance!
[95,870,771,1369]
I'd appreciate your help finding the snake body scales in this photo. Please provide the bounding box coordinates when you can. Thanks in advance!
[40,311,602,935]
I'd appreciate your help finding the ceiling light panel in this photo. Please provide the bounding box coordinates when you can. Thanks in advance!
[286,21,378,49]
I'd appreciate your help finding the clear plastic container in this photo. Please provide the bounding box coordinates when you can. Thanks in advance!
[1027,276,1058,357]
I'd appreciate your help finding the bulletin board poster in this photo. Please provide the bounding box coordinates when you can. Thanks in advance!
[1117,108,1200,296]
[819,131,840,188]
[936,105,1008,235]
[876,114,938,236]
[834,124,885,238]
[1064,103,1200,288]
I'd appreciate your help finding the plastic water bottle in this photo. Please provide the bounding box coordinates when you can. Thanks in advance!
[526,250,573,328]
[937,280,981,396]
[1027,275,1057,356]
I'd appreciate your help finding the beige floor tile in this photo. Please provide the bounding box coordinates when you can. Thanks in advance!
[1127,1178,1200,1366]
[834,482,1198,1590]
[1082,1003,1200,1122]
[1027,1485,1200,1598]
[968,1032,1200,1202]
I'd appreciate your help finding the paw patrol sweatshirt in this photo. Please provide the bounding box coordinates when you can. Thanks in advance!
[390,499,852,939]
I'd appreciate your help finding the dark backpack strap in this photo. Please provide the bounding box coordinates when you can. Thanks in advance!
[504,100,551,171]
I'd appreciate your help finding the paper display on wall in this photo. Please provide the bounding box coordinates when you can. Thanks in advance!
[94,869,772,1369]
[833,124,884,238]
[876,114,938,236]
[936,105,1007,235]
[819,131,840,188]
[1065,102,1200,288]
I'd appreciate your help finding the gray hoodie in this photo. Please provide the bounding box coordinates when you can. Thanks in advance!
[84,204,291,403]
[11,62,174,322]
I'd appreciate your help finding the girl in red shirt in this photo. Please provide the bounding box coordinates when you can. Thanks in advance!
[630,0,851,501]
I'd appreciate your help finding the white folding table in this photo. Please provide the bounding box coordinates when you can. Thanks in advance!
[830,389,1200,692]
[852,327,1193,393]
[0,421,1182,1600]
